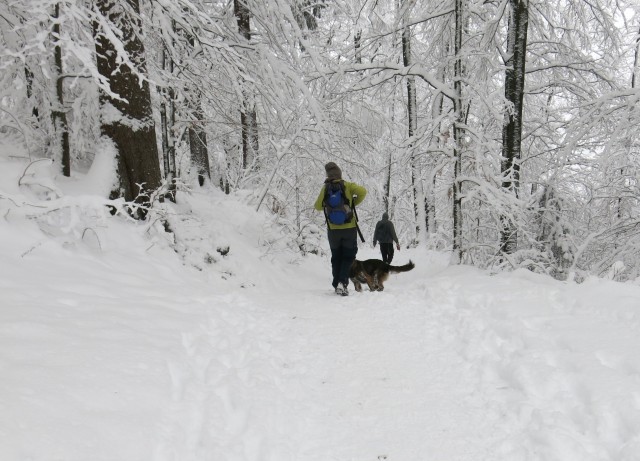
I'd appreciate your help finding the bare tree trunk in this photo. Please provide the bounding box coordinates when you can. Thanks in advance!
[451,0,464,264]
[354,29,362,64]
[184,32,211,187]
[159,46,177,201]
[188,100,210,187]
[500,0,529,255]
[425,59,447,238]
[632,25,640,90]
[93,0,162,217]
[383,149,392,214]
[52,3,70,177]
[159,49,170,178]
[402,5,425,244]
[615,24,640,232]
[234,0,259,171]
[246,109,259,169]
[222,134,232,194]
[24,66,39,120]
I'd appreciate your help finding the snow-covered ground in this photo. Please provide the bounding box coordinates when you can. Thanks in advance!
[2,152,640,461]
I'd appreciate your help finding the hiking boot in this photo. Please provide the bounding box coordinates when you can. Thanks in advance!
[341,282,349,296]
[334,285,345,295]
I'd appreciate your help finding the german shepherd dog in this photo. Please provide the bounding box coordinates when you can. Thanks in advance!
[349,259,415,292]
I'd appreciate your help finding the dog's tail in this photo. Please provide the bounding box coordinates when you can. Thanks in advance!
[388,260,415,274]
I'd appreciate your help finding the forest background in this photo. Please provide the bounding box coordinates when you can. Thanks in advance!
[1,0,639,282]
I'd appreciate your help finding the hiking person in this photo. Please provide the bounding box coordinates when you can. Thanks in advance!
[373,212,400,264]
[314,162,367,296]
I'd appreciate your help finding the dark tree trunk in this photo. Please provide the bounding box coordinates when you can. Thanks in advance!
[222,135,232,194]
[426,66,447,236]
[159,46,176,201]
[292,0,322,49]
[160,89,170,178]
[188,102,210,187]
[402,14,421,242]
[632,25,640,90]
[185,34,211,187]
[240,109,259,170]
[234,0,259,171]
[24,66,39,120]
[500,0,529,255]
[93,0,162,216]
[383,150,392,214]
[452,0,464,263]
[52,3,70,177]
[354,30,362,64]
[619,25,640,220]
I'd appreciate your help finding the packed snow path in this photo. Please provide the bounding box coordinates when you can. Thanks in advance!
[149,256,502,461]
[3,224,640,460]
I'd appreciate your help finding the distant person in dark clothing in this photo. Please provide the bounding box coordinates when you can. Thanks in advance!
[373,212,400,264]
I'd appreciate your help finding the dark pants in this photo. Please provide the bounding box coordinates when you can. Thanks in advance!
[380,242,394,264]
[328,228,358,287]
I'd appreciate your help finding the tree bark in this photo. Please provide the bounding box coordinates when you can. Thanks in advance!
[52,3,70,177]
[159,46,177,200]
[93,0,162,216]
[234,0,259,171]
[185,33,211,187]
[24,66,39,120]
[427,68,446,236]
[188,101,210,187]
[632,25,640,90]
[383,149,392,214]
[402,5,425,244]
[222,134,232,194]
[451,0,464,264]
[499,0,529,255]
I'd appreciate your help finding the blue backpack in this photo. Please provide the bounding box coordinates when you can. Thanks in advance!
[324,181,353,225]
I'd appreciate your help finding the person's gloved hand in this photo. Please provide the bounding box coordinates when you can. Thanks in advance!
[396,243,400,250]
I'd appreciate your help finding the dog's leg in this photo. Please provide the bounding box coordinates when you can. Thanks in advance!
[372,273,380,291]
[364,274,376,291]
[377,273,389,291]
[351,278,362,292]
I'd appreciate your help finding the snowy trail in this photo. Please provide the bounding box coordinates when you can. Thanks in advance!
[172,252,640,461]
[146,251,506,461]
[266,283,501,461]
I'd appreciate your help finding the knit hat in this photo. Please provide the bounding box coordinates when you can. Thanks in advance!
[325,162,342,180]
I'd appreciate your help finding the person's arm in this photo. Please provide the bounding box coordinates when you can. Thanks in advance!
[373,222,380,246]
[391,223,400,249]
[350,183,367,206]
[314,186,326,211]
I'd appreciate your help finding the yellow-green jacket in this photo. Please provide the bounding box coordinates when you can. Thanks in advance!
[314,180,367,230]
